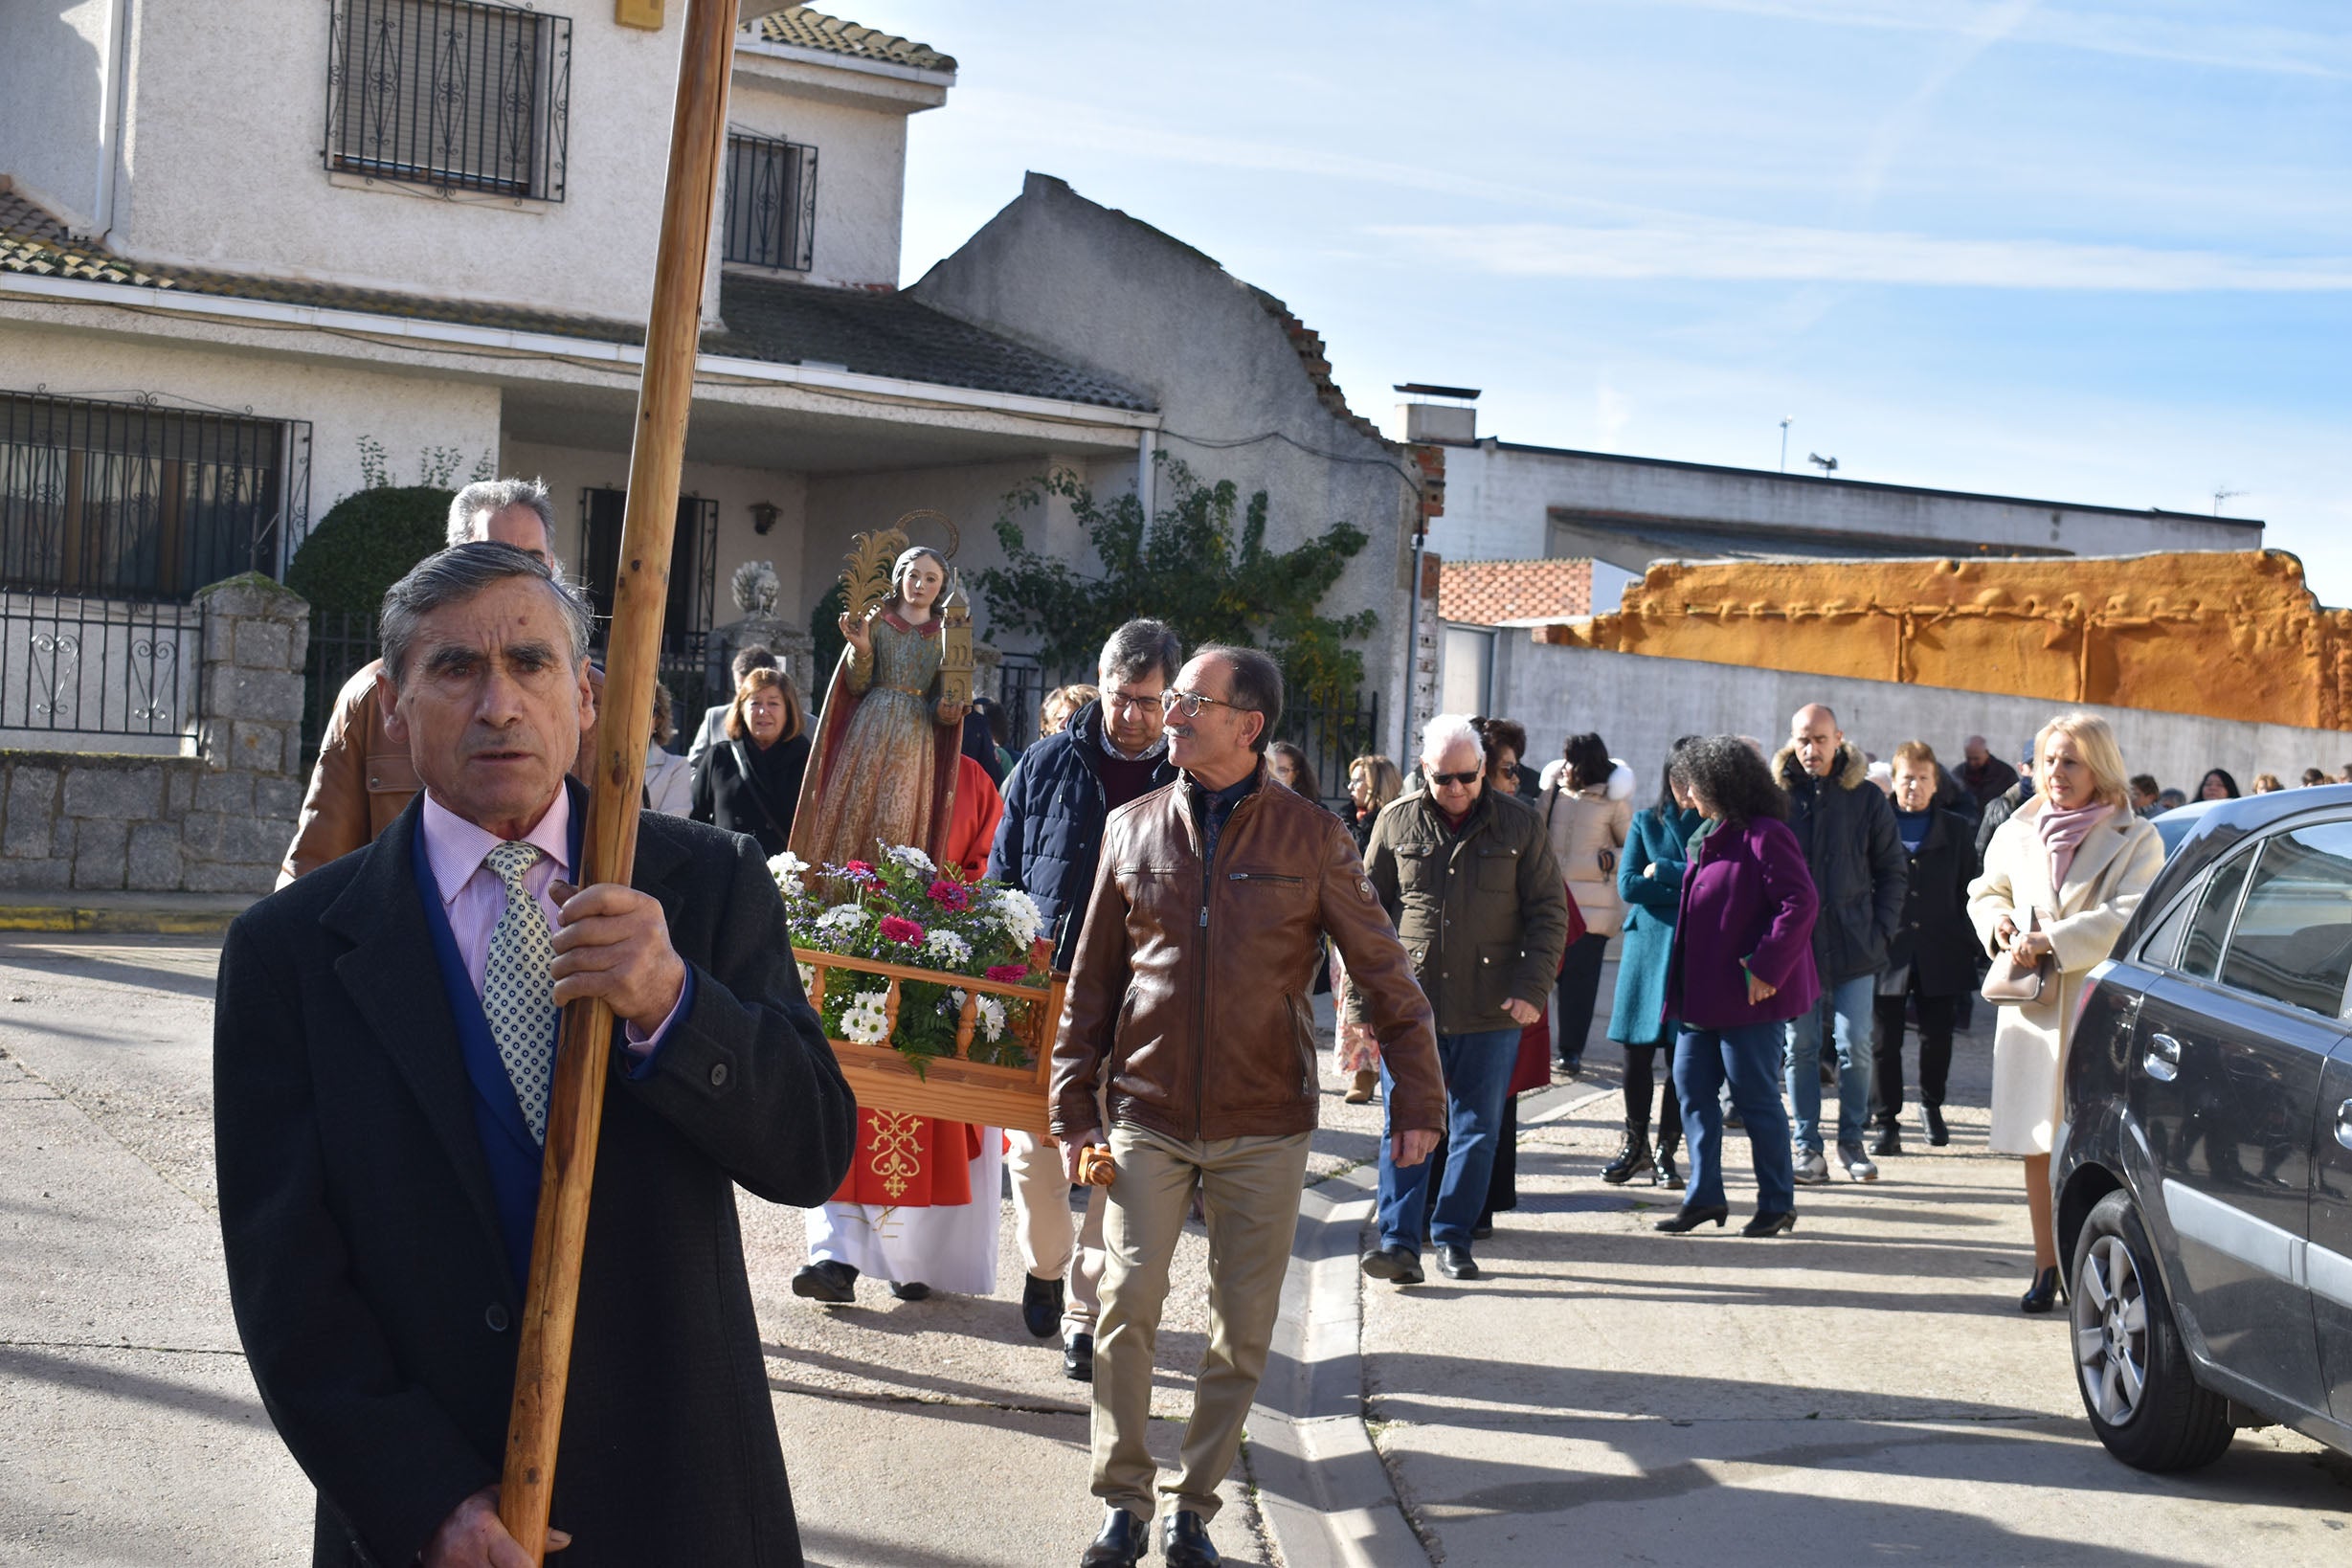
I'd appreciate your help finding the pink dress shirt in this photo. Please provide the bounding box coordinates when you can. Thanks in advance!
[418,790,683,1055]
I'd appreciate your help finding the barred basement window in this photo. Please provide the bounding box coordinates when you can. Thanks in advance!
[324,0,572,201]
[723,132,818,272]
[0,392,312,601]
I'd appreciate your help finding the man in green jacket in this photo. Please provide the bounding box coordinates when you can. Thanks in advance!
[1354,713,1569,1283]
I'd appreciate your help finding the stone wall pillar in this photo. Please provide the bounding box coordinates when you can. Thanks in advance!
[0,573,312,897]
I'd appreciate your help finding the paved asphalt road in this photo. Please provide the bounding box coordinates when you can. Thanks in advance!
[4,933,2350,1565]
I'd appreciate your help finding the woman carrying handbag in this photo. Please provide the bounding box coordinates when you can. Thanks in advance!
[1967,712,2163,1313]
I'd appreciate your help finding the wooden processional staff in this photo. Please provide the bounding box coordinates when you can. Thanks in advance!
[496,1,735,1557]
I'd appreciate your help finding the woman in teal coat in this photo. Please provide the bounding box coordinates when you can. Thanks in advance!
[1602,739,1703,1187]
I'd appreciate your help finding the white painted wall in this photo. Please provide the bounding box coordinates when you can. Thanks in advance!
[0,319,501,558]
[26,9,931,323]
[1426,439,2262,570]
[1490,636,2349,801]
[0,0,114,231]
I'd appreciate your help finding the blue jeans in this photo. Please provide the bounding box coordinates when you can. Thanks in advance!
[1378,1027,1519,1252]
[1783,973,1876,1154]
[1672,1022,1796,1215]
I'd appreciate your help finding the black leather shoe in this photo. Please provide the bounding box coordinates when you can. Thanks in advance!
[1870,1125,1903,1157]
[1022,1271,1065,1339]
[1741,1210,1797,1238]
[1923,1104,1949,1146]
[888,1280,930,1301]
[1358,1245,1424,1285]
[1436,1243,1479,1280]
[1601,1129,1655,1185]
[1469,1219,1494,1241]
[1161,1510,1221,1568]
[790,1260,857,1303]
[1064,1333,1094,1383]
[2021,1266,2063,1314]
[1653,1203,1729,1233]
[1079,1506,1147,1567]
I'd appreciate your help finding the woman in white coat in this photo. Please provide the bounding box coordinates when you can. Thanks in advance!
[1967,712,2163,1313]
[1540,731,1633,1076]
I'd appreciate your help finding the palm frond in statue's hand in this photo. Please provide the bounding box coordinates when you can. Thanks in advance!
[840,528,906,624]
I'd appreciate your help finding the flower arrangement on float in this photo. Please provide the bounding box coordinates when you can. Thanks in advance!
[773,846,1059,1131]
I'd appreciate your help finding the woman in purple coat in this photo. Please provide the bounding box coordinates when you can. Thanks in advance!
[1657,736,1821,1237]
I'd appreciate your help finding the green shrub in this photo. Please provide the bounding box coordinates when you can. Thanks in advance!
[286,486,453,616]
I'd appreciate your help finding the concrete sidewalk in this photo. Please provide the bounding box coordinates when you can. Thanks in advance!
[1332,1026,2352,1564]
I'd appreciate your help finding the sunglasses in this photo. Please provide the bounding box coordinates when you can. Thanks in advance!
[1428,769,1483,788]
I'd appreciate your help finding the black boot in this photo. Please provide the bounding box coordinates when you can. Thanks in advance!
[1600,1125,1654,1185]
[1653,1125,1683,1188]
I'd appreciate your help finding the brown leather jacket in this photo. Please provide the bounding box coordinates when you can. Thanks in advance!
[278,661,414,886]
[1051,761,1445,1145]
[278,660,604,886]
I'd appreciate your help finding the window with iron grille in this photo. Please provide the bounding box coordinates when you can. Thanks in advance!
[0,392,312,601]
[722,133,818,272]
[577,488,718,654]
[324,0,572,202]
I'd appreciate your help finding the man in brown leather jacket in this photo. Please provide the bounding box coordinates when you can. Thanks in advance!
[278,481,589,885]
[1051,645,1443,1568]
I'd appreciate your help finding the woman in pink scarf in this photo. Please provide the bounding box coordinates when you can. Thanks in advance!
[1968,714,2164,1313]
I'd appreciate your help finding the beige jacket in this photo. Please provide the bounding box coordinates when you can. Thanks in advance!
[1966,798,2163,1154]
[1540,782,1631,937]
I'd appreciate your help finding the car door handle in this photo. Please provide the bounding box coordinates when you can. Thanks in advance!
[2337,1098,2352,1153]
[2144,1032,2182,1084]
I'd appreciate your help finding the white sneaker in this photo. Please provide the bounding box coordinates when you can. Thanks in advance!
[1838,1142,1880,1182]
[1793,1149,1830,1185]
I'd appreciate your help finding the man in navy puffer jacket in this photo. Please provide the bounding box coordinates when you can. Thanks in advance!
[987,619,1182,1379]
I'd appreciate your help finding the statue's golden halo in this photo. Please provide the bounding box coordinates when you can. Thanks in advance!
[891,508,960,561]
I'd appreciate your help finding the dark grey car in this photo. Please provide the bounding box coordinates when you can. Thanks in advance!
[2055,787,2352,1470]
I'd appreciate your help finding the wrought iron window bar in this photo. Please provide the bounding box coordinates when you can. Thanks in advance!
[0,593,206,741]
[722,132,818,272]
[325,0,572,202]
[1,391,309,602]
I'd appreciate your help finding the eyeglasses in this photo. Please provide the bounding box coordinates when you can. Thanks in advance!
[1428,770,1483,788]
[1160,689,1250,720]
[1104,689,1158,716]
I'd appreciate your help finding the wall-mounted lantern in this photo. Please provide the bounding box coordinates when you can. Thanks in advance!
[750,500,779,535]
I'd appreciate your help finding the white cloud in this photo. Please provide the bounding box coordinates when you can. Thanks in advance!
[1370,218,2352,292]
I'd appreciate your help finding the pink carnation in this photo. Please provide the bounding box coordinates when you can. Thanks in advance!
[879,915,926,945]
[927,879,973,910]
[986,962,1030,983]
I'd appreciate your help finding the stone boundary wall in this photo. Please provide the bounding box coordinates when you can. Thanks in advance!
[0,575,309,895]
[1491,637,2352,799]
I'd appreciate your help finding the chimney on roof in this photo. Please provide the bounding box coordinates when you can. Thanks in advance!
[1391,383,1478,446]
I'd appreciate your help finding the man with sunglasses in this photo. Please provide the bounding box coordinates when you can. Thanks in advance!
[1355,713,1570,1287]
[989,619,1184,1380]
[1053,647,1443,1568]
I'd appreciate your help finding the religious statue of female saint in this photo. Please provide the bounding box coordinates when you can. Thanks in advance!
[789,541,971,871]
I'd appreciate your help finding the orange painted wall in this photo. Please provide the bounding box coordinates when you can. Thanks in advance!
[1537,551,2352,730]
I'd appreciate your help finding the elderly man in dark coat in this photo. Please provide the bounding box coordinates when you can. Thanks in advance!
[214,544,856,1568]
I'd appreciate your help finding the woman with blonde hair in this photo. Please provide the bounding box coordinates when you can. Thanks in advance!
[1333,753,1405,1101]
[1038,683,1098,739]
[1968,712,2163,1312]
[690,666,810,856]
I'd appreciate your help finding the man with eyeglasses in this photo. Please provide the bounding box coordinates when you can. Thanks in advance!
[989,620,1184,1381]
[1355,713,1569,1287]
[1053,646,1442,1568]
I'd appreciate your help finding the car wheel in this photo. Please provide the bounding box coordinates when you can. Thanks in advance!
[2070,1189,2234,1471]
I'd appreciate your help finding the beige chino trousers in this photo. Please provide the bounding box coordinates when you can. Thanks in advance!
[1091,1123,1312,1524]
[1004,1128,1107,1336]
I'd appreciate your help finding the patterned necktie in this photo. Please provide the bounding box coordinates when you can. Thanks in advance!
[482,840,559,1144]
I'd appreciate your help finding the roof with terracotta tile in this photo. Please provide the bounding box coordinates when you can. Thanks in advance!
[0,191,1148,413]
[1440,557,1596,625]
[744,7,955,74]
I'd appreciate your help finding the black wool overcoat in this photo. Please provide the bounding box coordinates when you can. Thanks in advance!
[214,794,857,1568]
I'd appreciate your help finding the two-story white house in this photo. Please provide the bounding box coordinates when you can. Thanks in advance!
[0,2,1423,808]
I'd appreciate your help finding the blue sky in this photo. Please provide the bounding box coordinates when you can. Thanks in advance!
[879,0,2352,600]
